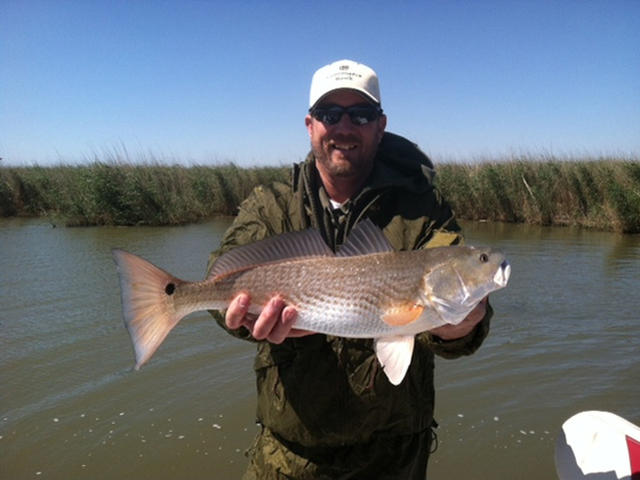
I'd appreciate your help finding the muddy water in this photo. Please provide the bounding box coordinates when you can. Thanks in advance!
[1,218,638,479]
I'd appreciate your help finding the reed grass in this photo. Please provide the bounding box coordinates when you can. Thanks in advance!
[435,157,640,233]
[1,157,638,232]
[0,162,288,226]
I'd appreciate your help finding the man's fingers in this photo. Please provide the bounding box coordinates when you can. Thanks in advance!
[252,297,286,340]
[226,293,250,329]
[226,294,310,342]
[266,306,298,344]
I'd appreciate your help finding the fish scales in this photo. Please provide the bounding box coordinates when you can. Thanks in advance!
[176,250,443,338]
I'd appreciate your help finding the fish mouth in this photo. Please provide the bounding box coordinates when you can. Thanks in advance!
[493,260,511,287]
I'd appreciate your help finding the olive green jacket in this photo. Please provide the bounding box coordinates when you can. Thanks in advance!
[208,132,491,448]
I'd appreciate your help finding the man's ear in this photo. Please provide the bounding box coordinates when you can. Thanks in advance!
[305,114,313,137]
[377,114,387,143]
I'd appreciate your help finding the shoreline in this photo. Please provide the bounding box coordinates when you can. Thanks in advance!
[1,158,639,233]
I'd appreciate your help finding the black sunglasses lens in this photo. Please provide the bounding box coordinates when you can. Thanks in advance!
[348,106,379,125]
[323,107,344,125]
[312,105,380,125]
[311,108,331,124]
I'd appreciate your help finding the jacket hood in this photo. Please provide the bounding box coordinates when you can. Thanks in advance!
[369,132,435,194]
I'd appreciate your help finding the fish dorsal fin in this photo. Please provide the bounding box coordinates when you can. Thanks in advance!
[208,228,334,279]
[375,335,415,386]
[337,219,394,257]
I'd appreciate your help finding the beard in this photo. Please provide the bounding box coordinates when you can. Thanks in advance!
[311,134,377,179]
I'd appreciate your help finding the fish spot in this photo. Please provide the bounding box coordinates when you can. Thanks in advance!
[165,283,176,295]
[479,253,489,263]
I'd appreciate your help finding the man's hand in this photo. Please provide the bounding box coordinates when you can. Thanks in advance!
[225,293,313,343]
[429,297,488,341]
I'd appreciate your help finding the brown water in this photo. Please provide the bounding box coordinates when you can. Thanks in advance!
[1,218,639,479]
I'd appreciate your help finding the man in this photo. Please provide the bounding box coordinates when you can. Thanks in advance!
[208,59,492,479]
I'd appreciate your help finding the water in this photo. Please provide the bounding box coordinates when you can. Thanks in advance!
[430,222,640,479]
[1,218,639,479]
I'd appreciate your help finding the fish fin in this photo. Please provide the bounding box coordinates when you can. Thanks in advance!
[382,303,424,326]
[112,249,185,369]
[209,219,392,279]
[336,219,394,257]
[208,228,333,279]
[375,335,415,386]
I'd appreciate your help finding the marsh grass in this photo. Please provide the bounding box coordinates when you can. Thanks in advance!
[435,157,640,233]
[0,162,288,226]
[1,157,638,232]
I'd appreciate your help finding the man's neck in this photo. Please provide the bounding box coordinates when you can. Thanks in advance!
[318,175,363,204]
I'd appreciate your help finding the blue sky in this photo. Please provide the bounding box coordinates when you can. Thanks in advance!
[1,1,639,166]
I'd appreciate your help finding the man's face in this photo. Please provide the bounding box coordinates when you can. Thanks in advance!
[305,89,386,182]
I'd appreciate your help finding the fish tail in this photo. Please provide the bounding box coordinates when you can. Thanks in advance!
[112,249,186,369]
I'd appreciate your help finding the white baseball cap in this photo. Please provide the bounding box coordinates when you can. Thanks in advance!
[309,59,381,109]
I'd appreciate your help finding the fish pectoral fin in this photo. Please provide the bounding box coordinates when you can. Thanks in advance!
[382,303,424,326]
[375,335,415,386]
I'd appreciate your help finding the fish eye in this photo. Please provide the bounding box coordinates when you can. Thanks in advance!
[479,253,489,263]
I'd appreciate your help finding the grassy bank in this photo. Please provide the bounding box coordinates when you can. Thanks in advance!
[1,158,639,232]
[436,158,640,233]
[0,163,288,226]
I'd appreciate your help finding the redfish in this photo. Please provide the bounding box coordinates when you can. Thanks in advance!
[113,220,510,385]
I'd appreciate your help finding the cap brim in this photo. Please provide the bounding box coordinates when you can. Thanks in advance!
[310,88,380,110]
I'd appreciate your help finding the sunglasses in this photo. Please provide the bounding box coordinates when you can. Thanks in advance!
[310,104,383,126]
